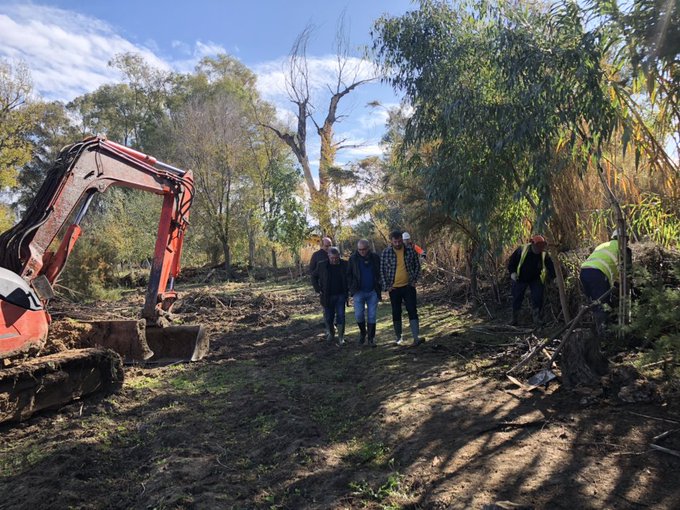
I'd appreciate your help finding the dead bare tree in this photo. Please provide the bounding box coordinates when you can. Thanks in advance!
[261,16,376,237]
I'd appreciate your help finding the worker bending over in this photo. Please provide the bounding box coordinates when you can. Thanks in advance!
[580,229,632,336]
[507,235,556,326]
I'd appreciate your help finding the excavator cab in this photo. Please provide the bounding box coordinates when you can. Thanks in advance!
[0,136,208,423]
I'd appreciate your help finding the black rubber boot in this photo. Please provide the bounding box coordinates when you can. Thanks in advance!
[324,321,335,344]
[336,323,346,346]
[510,309,519,326]
[410,319,423,346]
[357,322,367,345]
[367,323,377,347]
[532,308,542,327]
[393,320,403,345]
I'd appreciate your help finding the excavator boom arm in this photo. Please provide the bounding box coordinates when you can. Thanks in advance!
[0,136,195,321]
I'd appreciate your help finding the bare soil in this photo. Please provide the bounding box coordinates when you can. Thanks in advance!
[1,276,679,510]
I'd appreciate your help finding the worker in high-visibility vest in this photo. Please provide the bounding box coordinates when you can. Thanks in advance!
[507,235,556,326]
[580,229,632,335]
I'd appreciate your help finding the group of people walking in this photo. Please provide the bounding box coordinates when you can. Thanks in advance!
[310,227,627,347]
[310,231,423,347]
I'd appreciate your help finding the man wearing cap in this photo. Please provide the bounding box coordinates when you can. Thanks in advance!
[402,232,426,259]
[381,230,423,346]
[507,235,556,326]
[580,229,632,335]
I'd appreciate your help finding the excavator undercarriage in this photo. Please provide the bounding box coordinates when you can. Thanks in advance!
[0,136,208,424]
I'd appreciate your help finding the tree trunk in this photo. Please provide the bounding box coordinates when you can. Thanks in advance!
[467,247,478,299]
[559,329,609,388]
[248,229,255,270]
[222,242,231,276]
[271,247,278,269]
[552,252,571,323]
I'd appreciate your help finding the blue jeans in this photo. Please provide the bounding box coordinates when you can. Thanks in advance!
[353,290,378,324]
[324,294,346,327]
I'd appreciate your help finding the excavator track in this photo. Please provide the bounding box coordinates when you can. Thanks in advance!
[0,348,123,424]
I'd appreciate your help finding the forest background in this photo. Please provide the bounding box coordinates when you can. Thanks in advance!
[0,0,678,360]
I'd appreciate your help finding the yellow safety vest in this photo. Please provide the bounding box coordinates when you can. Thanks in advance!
[517,244,547,284]
[581,240,619,286]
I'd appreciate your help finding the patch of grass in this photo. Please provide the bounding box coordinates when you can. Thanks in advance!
[310,404,355,440]
[343,439,391,467]
[167,361,256,395]
[253,412,277,437]
[125,374,165,391]
[280,353,308,365]
[0,442,51,476]
[349,471,405,507]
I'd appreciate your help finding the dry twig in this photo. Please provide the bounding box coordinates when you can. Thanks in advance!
[650,444,680,458]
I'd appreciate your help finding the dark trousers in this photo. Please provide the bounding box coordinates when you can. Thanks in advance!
[580,268,611,327]
[511,280,544,311]
[323,294,346,327]
[389,285,418,324]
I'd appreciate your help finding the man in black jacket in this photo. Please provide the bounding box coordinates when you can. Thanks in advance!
[507,235,556,326]
[311,247,348,345]
[309,236,332,274]
[347,239,382,346]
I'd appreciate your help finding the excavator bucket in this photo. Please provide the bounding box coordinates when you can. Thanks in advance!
[81,320,153,361]
[77,320,207,363]
[146,325,208,363]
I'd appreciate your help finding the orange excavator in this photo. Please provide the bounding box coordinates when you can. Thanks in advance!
[0,136,208,423]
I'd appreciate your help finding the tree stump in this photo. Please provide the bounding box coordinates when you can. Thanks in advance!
[559,328,609,388]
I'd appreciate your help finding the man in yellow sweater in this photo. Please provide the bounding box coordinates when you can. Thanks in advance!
[380,230,422,346]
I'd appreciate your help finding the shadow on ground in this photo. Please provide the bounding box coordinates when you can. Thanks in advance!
[1,279,679,509]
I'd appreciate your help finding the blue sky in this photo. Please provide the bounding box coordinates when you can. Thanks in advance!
[0,0,416,170]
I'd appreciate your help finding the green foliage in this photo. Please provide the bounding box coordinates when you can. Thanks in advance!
[580,193,680,248]
[0,58,38,188]
[168,56,307,269]
[58,228,121,301]
[68,52,172,151]
[587,0,680,166]
[372,0,617,251]
[0,203,13,232]
[343,439,391,467]
[15,100,81,210]
[260,158,309,260]
[57,189,162,300]
[628,265,680,370]
[626,194,680,248]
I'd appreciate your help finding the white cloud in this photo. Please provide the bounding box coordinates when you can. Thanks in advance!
[0,4,229,101]
[0,5,169,100]
[171,40,229,73]
[0,3,392,171]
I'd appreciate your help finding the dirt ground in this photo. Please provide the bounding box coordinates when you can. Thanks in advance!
[1,276,679,510]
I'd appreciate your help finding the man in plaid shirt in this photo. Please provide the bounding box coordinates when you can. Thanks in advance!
[380,230,422,346]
